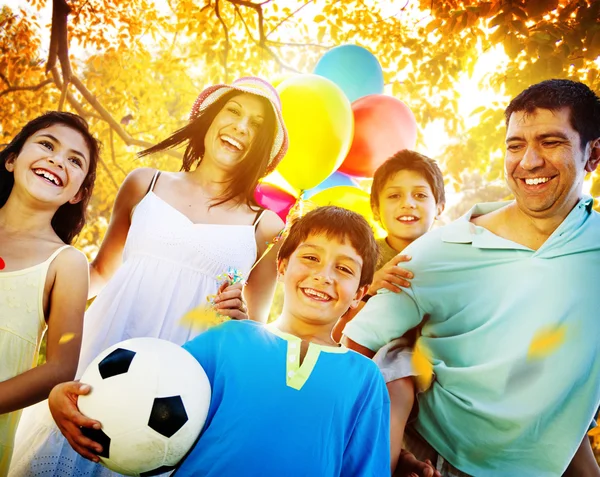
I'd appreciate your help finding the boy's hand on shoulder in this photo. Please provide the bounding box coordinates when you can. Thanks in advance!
[368,254,413,296]
[396,450,441,477]
[214,281,248,320]
[49,381,104,462]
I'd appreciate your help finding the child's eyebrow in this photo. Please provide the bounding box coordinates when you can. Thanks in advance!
[37,134,88,161]
[298,244,362,267]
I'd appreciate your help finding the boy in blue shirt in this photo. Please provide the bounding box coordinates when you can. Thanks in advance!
[46,206,439,476]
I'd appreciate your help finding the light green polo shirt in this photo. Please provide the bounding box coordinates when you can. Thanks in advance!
[344,197,600,477]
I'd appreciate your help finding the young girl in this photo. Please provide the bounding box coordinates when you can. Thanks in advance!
[0,111,99,474]
[10,77,289,476]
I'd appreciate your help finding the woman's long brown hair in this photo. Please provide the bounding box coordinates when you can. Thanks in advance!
[138,91,276,209]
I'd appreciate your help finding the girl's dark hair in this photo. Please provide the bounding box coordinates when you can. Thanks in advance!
[0,111,100,244]
[138,91,276,208]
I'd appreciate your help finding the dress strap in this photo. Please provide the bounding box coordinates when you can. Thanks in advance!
[252,209,266,229]
[147,170,161,193]
[45,245,72,264]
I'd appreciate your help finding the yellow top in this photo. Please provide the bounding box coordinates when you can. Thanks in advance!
[0,245,70,474]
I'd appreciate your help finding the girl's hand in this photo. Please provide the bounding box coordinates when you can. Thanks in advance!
[368,254,413,296]
[49,381,103,462]
[214,281,248,320]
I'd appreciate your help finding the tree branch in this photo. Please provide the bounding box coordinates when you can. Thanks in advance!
[231,2,301,73]
[47,0,72,80]
[267,39,330,49]
[215,0,230,82]
[0,72,11,87]
[265,0,315,38]
[0,79,53,98]
[109,127,128,177]
[66,72,182,159]
[97,156,120,191]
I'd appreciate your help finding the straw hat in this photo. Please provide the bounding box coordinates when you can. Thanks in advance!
[189,77,289,173]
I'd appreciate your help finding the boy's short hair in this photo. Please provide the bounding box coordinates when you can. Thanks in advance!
[277,206,378,287]
[370,150,446,213]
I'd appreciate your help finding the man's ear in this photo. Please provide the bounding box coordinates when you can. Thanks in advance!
[585,137,600,173]
[5,154,16,172]
[349,284,370,310]
[276,258,287,282]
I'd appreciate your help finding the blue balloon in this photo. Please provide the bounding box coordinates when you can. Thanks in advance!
[314,45,384,103]
[303,171,358,199]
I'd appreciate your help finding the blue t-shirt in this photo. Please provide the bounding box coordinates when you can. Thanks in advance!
[178,320,390,477]
[345,197,600,477]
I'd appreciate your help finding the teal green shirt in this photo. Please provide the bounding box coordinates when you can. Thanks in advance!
[344,197,600,477]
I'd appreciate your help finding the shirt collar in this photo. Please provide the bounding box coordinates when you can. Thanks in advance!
[440,196,594,251]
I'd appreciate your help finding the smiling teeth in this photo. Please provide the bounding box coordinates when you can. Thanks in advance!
[399,216,417,222]
[221,136,243,151]
[34,169,61,186]
[304,288,330,300]
[525,177,550,185]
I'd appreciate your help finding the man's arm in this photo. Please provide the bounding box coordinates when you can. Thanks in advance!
[342,290,422,356]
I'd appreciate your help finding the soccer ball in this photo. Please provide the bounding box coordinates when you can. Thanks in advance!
[78,338,211,476]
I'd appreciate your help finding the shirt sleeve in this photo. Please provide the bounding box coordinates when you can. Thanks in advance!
[343,289,422,352]
[341,375,391,476]
[182,325,224,386]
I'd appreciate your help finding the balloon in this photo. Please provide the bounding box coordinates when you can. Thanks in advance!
[303,171,358,199]
[262,170,298,197]
[271,74,297,88]
[310,186,385,237]
[338,94,417,178]
[313,45,384,103]
[275,75,353,191]
[254,183,297,222]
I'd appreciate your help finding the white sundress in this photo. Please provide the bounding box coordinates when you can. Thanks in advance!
[9,171,263,477]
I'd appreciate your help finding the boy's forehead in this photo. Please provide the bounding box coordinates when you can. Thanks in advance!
[383,169,433,190]
[297,233,362,260]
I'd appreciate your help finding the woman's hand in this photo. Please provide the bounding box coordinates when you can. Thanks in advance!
[214,281,248,320]
[49,381,103,462]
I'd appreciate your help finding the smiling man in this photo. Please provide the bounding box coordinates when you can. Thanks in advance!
[343,79,600,477]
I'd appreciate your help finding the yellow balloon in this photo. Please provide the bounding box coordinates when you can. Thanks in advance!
[276,75,354,191]
[271,73,297,88]
[310,186,385,237]
[261,170,299,198]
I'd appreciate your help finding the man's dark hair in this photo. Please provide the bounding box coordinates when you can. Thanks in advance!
[505,79,600,149]
[277,206,378,288]
[370,150,445,213]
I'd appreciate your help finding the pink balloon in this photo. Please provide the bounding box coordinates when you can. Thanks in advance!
[338,94,417,178]
[254,183,297,222]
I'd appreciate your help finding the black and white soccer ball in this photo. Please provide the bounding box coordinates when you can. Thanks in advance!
[78,338,211,476]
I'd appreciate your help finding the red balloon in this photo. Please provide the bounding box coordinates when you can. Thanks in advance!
[338,95,417,178]
[254,183,297,222]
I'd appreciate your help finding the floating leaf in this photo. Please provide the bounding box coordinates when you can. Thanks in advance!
[59,332,76,345]
[412,340,434,392]
[527,324,567,360]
